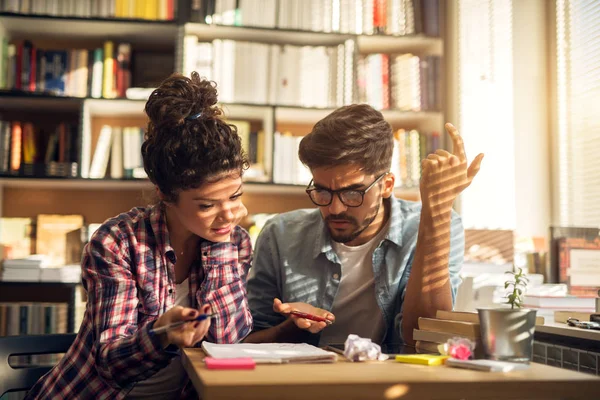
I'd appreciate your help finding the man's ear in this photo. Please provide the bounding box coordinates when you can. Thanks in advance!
[381,173,396,199]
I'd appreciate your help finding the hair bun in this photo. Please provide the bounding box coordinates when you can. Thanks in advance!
[144,72,222,140]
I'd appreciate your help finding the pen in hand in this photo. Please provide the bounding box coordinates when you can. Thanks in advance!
[289,310,334,325]
[150,314,216,335]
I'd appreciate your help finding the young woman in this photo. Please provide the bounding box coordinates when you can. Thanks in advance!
[25,72,253,400]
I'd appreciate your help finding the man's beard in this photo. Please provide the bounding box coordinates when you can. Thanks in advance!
[325,201,381,244]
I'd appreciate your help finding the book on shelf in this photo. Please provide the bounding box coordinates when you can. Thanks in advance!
[357,54,441,112]
[391,129,440,189]
[228,119,271,182]
[87,124,146,179]
[553,235,600,297]
[0,39,134,99]
[0,119,80,178]
[183,35,355,108]
[0,302,69,365]
[188,0,440,36]
[0,0,176,20]
[272,131,310,185]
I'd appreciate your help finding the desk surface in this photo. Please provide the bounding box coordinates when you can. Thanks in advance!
[182,348,600,400]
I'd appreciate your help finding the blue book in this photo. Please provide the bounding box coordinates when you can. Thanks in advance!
[43,50,68,95]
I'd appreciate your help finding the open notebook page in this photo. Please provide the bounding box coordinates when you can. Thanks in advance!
[201,342,338,364]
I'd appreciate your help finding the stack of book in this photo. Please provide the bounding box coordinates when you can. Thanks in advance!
[414,310,546,356]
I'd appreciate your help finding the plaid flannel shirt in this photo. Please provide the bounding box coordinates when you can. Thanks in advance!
[25,204,253,400]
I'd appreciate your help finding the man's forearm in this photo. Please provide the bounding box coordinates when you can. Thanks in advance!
[402,206,454,345]
[243,319,311,343]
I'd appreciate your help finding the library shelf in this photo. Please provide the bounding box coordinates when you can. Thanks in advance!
[0,177,419,198]
[0,280,80,332]
[0,90,82,112]
[184,22,442,55]
[275,106,443,126]
[0,13,178,47]
[184,23,354,46]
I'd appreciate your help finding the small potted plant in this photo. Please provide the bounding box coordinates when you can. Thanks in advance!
[477,268,538,363]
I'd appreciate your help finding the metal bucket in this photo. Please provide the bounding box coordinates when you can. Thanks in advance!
[477,308,537,363]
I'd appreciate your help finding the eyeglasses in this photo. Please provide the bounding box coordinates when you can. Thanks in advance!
[305,173,387,207]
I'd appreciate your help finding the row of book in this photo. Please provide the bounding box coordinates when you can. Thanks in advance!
[183,36,355,108]
[88,125,146,180]
[0,302,68,339]
[555,235,600,298]
[0,120,79,177]
[231,120,270,182]
[272,131,310,185]
[357,54,441,111]
[391,129,440,188]
[1,0,176,20]
[0,39,132,99]
[190,0,440,36]
[1,257,81,282]
[271,128,441,187]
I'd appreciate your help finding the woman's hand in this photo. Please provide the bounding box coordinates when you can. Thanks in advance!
[154,304,211,348]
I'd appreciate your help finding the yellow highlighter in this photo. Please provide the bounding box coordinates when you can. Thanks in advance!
[395,354,449,366]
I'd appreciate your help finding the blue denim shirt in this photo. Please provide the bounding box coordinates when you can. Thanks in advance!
[247,197,465,346]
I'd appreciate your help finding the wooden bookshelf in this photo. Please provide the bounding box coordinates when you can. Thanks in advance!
[0,4,442,205]
[0,0,441,335]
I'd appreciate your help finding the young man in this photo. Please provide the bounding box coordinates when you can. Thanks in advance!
[245,104,483,347]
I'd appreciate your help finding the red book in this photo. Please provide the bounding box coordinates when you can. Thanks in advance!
[167,0,174,20]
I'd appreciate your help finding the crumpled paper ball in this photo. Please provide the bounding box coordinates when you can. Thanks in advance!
[437,337,475,360]
[343,334,389,362]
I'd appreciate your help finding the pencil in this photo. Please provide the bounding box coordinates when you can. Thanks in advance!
[150,313,216,335]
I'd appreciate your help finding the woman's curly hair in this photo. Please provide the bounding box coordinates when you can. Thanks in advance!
[142,72,249,202]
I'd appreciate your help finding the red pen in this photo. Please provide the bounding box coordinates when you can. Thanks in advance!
[289,310,334,325]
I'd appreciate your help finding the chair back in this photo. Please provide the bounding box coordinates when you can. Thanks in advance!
[0,333,76,397]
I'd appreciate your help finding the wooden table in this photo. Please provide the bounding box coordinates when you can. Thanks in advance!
[182,348,600,400]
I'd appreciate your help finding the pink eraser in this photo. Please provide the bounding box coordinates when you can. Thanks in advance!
[205,357,256,370]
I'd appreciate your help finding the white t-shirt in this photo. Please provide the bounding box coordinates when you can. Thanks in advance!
[318,223,389,346]
[127,278,190,399]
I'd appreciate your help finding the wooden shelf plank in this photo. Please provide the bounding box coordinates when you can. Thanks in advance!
[357,34,443,55]
[0,90,82,112]
[276,106,443,128]
[0,178,419,199]
[184,23,354,46]
[0,13,177,48]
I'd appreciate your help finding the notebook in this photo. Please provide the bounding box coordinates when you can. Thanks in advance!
[201,342,338,364]
[445,358,530,372]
